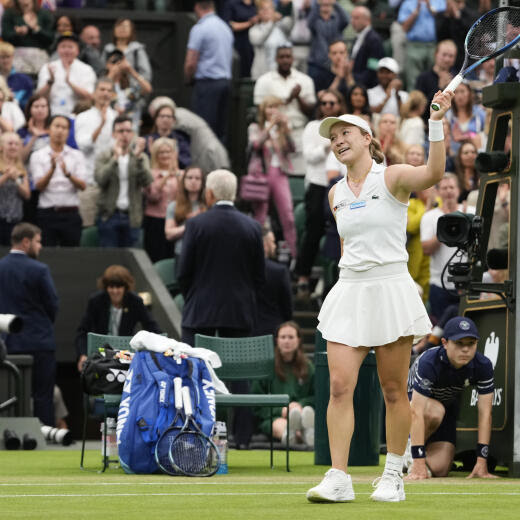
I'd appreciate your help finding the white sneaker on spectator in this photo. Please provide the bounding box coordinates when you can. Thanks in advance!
[281,431,296,445]
[370,472,406,502]
[301,406,314,446]
[288,407,302,438]
[306,469,355,503]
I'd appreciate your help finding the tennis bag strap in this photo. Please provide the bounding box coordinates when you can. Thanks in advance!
[138,352,173,445]
[117,351,179,474]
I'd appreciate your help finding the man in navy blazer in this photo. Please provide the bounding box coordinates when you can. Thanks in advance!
[178,169,265,345]
[350,6,385,89]
[178,169,265,448]
[0,223,59,426]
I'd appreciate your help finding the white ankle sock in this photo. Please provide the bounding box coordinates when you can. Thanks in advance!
[384,452,404,475]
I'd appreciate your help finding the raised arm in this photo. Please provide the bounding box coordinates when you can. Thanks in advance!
[386,90,454,202]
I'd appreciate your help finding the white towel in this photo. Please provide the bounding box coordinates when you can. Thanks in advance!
[129,331,229,394]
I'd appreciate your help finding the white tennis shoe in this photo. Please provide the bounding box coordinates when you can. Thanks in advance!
[370,472,406,502]
[306,469,355,503]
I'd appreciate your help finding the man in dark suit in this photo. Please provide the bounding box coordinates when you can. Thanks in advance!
[350,6,385,89]
[178,169,265,345]
[177,168,265,449]
[253,227,293,337]
[0,223,59,426]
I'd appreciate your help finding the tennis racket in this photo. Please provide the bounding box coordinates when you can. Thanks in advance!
[154,377,184,475]
[169,386,220,477]
[432,6,520,110]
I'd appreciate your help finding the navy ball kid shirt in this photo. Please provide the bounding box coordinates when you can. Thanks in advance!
[407,346,494,404]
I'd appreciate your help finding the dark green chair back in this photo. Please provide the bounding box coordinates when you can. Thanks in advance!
[87,333,135,355]
[153,258,178,295]
[194,334,275,381]
[289,176,305,205]
[294,201,306,248]
[80,226,99,247]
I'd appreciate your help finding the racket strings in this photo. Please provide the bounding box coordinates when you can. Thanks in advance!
[156,429,182,475]
[467,9,520,58]
[170,431,219,476]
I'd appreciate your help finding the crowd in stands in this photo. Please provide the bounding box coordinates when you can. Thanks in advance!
[0,0,511,440]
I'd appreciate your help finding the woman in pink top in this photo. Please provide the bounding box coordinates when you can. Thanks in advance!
[143,137,181,262]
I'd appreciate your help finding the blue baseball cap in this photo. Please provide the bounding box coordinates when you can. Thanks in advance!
[443,317,479,341]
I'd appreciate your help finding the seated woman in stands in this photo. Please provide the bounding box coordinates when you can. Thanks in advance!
[75,265,160,372]
[252,321,315,446]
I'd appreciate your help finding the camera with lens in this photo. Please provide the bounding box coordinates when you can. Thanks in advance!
[41,425,73,446]
[0,314,23,363]
[436,212,483,291]
[437,211,483,249]
[0,314,23,334]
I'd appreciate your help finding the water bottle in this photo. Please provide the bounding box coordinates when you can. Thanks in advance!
[100,418,118,464]
[213,421,228,474]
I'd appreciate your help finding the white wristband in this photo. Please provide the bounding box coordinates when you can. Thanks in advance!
[429,119,444,142]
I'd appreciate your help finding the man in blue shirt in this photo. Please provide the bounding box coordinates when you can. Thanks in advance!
[405,316,496,480]
[398,0,446,90]
[184,1,234,146]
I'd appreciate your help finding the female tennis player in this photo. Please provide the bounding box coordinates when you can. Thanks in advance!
[306,89,454,503]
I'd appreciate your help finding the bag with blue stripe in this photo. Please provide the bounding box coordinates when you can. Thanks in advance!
[116,350,216,474]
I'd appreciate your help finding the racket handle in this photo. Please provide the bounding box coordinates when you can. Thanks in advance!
[174,377,183,410]
[182,386,193,416]
[431,74,463,111]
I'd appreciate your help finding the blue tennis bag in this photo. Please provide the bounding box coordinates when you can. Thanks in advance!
[116,350,216,474]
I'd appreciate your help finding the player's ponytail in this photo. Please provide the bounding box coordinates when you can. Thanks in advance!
[369,137,385,164]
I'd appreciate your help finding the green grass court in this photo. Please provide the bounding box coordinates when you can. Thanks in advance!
[1,449,519,520]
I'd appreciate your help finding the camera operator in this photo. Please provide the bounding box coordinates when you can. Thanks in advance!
[0,222,59,426]
[420,173,463,322]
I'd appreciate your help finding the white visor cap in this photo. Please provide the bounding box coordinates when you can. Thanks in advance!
[319,114,373,139]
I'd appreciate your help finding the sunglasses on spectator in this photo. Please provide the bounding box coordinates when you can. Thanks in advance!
[320,100,337,106]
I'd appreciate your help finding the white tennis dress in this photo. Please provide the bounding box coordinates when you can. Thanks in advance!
[317,160,432,347]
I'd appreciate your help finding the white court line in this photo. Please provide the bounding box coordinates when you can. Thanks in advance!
[1,492,520,498]
[0,482,312,487]
[1,480,518,487]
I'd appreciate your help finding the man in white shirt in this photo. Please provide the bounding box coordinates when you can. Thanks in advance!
[75,77,117,227]
[420,173,462,322]
[95,115,153,247]
[36,32,96,116]
[254,44,316,174]
[30,115,87,246]
[367,57,409,118]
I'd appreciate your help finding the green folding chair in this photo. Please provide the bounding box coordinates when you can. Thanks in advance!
[80,333,134,472]
[153,258,179,296]
[80,226,99,247]
[289,176,306,206]
[194,334,291,471]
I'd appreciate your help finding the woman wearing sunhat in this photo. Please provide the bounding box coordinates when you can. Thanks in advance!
[306,88,454,504]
